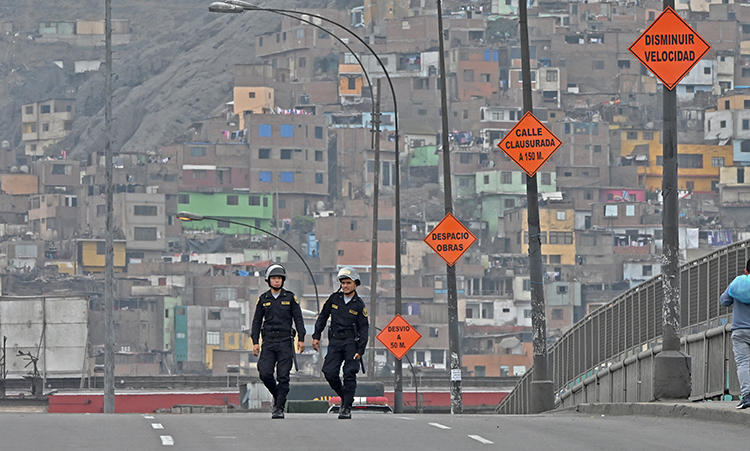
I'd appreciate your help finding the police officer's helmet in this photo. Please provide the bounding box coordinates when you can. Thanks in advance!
[337,266,361,286]
[265,264,287,284]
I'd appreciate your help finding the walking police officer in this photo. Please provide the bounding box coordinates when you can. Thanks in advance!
[251,264,306,419]
[312,267,369,419]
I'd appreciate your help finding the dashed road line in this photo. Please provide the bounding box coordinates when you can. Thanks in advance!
[151,423,164,430]
[160,435,174,446]
[428,422,451,430]
[397,416,415,420]
[468,435,494,445]
[143,415,154,419]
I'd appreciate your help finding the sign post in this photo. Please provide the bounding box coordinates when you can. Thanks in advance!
[629,3,707,400]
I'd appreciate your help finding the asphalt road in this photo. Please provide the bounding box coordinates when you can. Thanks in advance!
[0,411,745,450]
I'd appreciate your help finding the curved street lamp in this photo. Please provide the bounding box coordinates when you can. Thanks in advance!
[177,211,320,312]
[208,0,406,413]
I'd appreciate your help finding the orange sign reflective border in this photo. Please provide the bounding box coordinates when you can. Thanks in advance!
[423,213,477,266]
[497,111,562,178]
[628,6,710,90]
[376,314,422,360]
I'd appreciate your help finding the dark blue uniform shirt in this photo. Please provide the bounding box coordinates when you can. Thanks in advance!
[251,288,306,344]
[313,291,369,355]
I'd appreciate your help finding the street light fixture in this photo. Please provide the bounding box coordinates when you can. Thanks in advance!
[208,0,406,413]
[177,212,320,311]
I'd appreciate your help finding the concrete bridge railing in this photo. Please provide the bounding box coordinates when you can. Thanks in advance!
[498,240,749,414]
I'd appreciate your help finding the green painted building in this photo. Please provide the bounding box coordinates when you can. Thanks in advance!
[475,170,557,236]
[178,192,273,234]
[174,305,188,363]
[163,296,181,351]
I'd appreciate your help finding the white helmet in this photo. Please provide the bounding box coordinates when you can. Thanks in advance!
[265,264,286,286]
[337,266,361,286]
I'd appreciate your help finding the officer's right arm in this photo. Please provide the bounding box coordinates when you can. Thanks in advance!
[250,297,264,345]
[312,295,333,341]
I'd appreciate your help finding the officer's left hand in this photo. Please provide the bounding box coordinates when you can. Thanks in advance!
[353,353,361,360]
[297,341,305,353]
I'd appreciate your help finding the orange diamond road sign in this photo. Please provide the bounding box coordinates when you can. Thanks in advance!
[423,213,476,266]
[497,111,562,178]
[377,314,422,360]
[628,6,710,91]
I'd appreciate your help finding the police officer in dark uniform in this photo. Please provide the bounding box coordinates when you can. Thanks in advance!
[251,264,306,419]
[312,267,369,419]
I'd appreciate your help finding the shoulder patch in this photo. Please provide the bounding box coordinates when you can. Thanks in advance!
[363,307,368,318]
[294,295,299,304]
[331,303,339,309]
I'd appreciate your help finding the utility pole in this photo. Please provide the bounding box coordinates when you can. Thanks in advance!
[103,0,115,413]
[652,0,691,399]
[519,0,553,413]
[368,79,382,377]
[436,0,462,414]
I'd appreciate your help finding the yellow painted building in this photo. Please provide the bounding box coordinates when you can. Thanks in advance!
[619,128,661,158]
[338,63,365,98]
[715,92,750,111]
[205,332,254,369]
[233,87,274,128]
[76,239,126,273]
[637,143,734,193]
[520,207,576,266]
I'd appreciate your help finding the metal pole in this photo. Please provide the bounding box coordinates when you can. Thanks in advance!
[368,79,381,377]
[519,0,553,414]
[652,0,691,400]
[437,0,462,415]
[103,0,115,414]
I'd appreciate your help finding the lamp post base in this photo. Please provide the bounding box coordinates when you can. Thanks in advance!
[531,380,554,413]
[652,350,691,400]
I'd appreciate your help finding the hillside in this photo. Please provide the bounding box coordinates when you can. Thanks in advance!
[0,0,327,160]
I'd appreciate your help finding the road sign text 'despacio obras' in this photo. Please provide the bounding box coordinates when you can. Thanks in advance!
[423,213,477,267]
[628,6,710,90]
[497,111,562,178]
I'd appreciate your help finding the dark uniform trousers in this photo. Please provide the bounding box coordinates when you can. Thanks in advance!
[257,338,294,406]
[321,338,360,407]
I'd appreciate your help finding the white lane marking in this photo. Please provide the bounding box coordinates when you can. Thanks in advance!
[160,435,174,446]
[151,423,164,430]
[144,415,154,419]
[397,416,415,420]
[468,435,494,445]
[428,422,451,430]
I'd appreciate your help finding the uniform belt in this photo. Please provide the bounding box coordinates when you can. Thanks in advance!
[262,329,291,338]
[330,329,355,339]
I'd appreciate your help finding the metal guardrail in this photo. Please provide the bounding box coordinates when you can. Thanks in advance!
[498,240,750,414]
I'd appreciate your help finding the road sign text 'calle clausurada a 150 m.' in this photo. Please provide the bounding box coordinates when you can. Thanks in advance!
[497,111,562,178]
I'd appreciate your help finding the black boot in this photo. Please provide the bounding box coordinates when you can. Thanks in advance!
[272,404,285,419]
[337,406,351,419]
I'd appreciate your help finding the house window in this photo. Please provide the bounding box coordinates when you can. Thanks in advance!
[226,195,238,205]
[299,56,306,67]
[378,219,393,231]
[626,131,638,139]
[249,195,260,206]
[618,60,630,69]
[41,104,51,114]
[551,308,564,320]
[259,171,272,182]
[51,164,67,175]
[504,199,515,208]
[190,146,206,157]
[483,175,490,184]
[280,125,294,137]
[217,220,230,228]
[463,69,474,82]
[258,148,271,159]
[548,232,573,244]
[134,205,157,216]
[642,265,653,276]
[744,119,750,130]
[541,173,551,185]
[712,157,725,167]
[258,124,272,137]
[347,77,356,90]
[549,255,561,264]
[280,172,294,183]
[206,331,220,345]
[315,150,324,161]
[604,204,618,217]
[315,126,323,139]
[42,123,49,132]
[593,145,602,153]
[626,205,635,216]
[459,153,472,164]
[96,241,106,255]
[280,149,293,160]
[556,211,566,221]
[546,71,557,81]
[134,227,158,241]
[678,154,703,168]
[704,66,711,75]
[315,173,324,184]
[25,105,33,114]
[501,172,512,184]
[278,199,286,209]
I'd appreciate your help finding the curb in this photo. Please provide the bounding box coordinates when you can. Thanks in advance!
[556,403,750,426]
